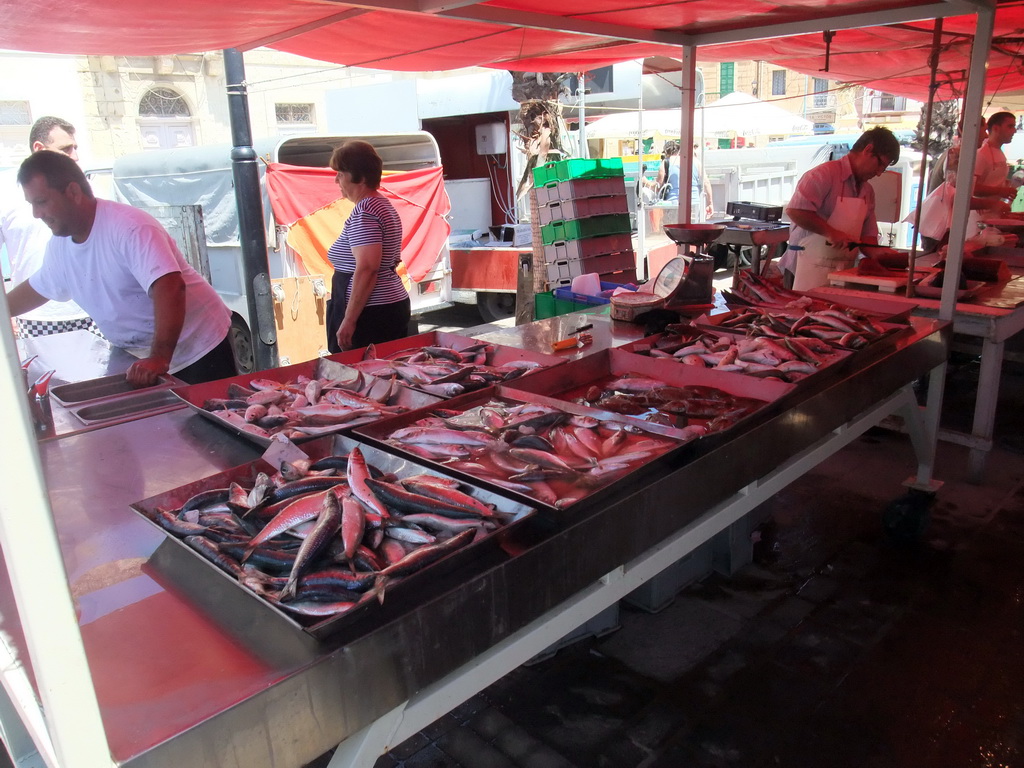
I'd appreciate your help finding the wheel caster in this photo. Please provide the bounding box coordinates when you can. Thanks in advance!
[882,488,935,545]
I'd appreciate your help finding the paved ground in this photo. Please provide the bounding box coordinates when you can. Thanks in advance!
[305,347,1024,767]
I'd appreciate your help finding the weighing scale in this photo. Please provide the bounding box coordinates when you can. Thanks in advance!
[657,224,724,311]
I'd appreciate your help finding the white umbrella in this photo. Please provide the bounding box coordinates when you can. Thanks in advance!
[585,109,699,140]
[697,92,813,137]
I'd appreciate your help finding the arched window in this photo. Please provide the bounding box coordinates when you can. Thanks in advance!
[139,87,191,118]
[138,87,195,150]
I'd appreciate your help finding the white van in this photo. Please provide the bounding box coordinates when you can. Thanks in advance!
[107,133,452,371]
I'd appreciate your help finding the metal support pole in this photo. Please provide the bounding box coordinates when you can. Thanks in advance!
[0,301,113,767]
[678,45,698,225]
[942,2,995,323]
[907,19,944,300]
[223,48,279,372]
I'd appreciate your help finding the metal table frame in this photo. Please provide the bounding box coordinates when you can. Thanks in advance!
[816,271,1024,483]
[0,310,946,768]
[327,383,933,768]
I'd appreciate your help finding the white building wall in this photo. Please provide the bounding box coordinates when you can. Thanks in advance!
[0,52,91,167]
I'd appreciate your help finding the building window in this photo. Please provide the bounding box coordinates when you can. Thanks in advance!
[812,78,829,109]
[276,103,314,126]
[720,63,734,96]
[139,87,191,118]
[868,93,907,113]
[0,100,31,125]
[771,70,786,96]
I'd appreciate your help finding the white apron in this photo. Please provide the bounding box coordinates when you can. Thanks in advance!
[792,196,868,291]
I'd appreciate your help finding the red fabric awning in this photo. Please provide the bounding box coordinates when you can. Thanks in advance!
[0,0,1021,102]
[266,163,451,284]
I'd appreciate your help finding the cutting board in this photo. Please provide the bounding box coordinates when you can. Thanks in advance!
[827,267,939,293]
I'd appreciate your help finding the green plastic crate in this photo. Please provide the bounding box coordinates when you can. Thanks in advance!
[532,157,624,187]
[534,290,587,319]
[540,214,631,245]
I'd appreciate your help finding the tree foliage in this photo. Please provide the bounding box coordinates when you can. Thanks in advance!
[912,99,959,159]
[509,72,574,200]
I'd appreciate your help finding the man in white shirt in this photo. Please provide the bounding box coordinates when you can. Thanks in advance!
[8,150,236,386]
[1,116,94,337]
[974,112,1017,200]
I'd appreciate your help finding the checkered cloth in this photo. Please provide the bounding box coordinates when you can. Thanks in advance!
[16,317,104,339]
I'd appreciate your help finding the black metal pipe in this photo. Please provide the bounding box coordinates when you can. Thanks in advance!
[223,48,278,372]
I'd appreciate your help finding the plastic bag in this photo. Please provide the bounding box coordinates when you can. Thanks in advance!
[910,181,955,239]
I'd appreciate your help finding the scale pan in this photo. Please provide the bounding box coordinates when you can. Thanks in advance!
[663,223,726,247]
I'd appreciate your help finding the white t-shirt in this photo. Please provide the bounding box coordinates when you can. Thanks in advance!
[0,169,89,323]
[30,199,231,372]
[975,142,1009,188]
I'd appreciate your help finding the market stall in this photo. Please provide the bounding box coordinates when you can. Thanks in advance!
[818,246,1024,481]
[0,1,1019,767]
[2,302,946,768]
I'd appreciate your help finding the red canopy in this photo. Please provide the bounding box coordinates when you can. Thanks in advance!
[1,0,1021,102]
[265,163,451,284]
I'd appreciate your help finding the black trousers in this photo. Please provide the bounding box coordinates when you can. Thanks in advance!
[326,269,411,353]
[173,334,238,384]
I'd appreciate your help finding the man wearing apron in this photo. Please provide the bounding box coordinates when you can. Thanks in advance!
[781,127,904,290]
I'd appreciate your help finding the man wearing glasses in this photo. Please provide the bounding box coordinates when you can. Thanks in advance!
[780,126,903,289]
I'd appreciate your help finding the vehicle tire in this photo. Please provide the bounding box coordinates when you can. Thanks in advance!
[228,317,255,374]
[476,292,516,322]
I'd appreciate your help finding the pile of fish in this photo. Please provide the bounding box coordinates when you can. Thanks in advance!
[726,272,833,311]
[578,374,766,434]
[630,325,843,382]
[379,399,678,509]
[201,372,410,440]
[343,341,549,398]
[150,447,511,621]
[710,305,895,350]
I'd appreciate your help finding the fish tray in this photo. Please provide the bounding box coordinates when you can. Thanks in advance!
[695,307,911,348]
[131,435,535,646]
[51,372,182,407]
[327,331,565,397]
[172,357,442,449]
[71,387,186,426]
[353,385,689,519]
[618,324,853,382]
[503,347,796,441]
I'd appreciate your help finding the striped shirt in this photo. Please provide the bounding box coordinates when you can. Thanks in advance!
[327,195,407,306]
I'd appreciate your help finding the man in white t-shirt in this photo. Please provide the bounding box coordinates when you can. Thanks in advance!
[974,112,1017,201]
[1,116,94,337]
[8,150,236,386]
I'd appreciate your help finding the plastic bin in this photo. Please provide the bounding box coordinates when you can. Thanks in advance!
[543,233,633,263]
[541,214,631,245]
[532,157,624,187]
[535,177,628,206]
[534,290,586,319]
[544,251,637,283]
[552,280,635,307]
[538,194,629,226]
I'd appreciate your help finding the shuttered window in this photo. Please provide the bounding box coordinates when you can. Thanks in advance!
[720,62,734,96]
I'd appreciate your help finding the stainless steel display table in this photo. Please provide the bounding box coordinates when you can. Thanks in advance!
[0,313,947,768]
[814,250,1024,482]
[15,330,183,440]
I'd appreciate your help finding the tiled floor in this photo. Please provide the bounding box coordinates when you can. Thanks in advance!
[305,356,1024,768]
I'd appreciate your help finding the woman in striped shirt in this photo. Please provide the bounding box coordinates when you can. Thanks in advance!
[325,140,411,352]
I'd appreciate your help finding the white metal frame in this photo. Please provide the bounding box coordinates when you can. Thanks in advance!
[327,381,939,768]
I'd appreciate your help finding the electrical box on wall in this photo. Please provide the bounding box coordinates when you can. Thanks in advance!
[475,122,507,155]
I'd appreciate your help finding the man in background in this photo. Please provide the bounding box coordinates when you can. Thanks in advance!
[1,116,94,336]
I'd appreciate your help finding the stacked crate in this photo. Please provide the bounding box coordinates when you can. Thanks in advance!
[533,158,637,290]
